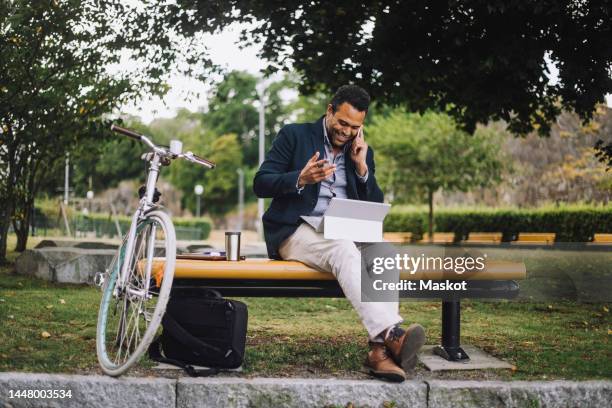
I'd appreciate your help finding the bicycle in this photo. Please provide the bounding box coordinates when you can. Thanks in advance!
[95,124,215,376]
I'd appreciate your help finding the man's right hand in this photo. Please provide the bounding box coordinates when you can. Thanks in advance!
[297,152,336,188]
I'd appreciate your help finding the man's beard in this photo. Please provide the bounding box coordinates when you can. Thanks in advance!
[330,128,351,147]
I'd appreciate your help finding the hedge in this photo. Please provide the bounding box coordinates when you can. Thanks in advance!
[384,205,612,242]
[70,212,212,241]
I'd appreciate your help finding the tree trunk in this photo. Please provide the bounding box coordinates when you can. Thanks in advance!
[14,154,45,253]
[427,188,434,243]
[0,166,16,263]
[0,207,12,264]
[14,199,33,252]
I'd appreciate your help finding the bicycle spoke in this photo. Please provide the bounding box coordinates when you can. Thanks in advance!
[97,211,176,376]
[118,232,147,358]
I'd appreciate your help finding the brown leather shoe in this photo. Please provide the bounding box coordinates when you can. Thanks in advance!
[383,323,426,372]
[363,342,406,382]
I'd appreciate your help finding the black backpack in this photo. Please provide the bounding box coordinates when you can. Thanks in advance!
[149,289,248,377]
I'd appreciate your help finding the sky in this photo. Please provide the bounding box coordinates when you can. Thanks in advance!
[121,24,269,124]
[121,25,612,124]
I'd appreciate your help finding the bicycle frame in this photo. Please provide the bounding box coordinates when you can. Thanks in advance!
[96,123,215,376]
[116,152,162,298]
[103,125,215,299]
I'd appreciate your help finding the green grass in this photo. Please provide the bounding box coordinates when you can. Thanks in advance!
[0,236,610,379]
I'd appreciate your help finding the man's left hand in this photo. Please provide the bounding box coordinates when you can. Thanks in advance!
[350,127,368,176]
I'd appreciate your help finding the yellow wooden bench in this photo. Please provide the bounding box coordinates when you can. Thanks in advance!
[512,232,556,245]
[464,232,503,244]
[151,257,525,287]
[383,232,413,243]
[417,232,455,243]
[590,233,612,245]
[148,256,526,362]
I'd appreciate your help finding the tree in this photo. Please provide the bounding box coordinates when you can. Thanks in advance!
[0,2,125,258]
[0,1,200,262]
[165,1,611,136]
[202,71,293,167]
[169,132,243,217]
[502,105,612,205]
[367,109,506,238]
[55,117,156,198]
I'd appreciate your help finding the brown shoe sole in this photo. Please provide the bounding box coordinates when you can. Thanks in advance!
[362,365,406,383]
[399,324,426,372]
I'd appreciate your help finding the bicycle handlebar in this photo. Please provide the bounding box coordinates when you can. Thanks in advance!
[110,123,216,169]
[182,152,216,169]
[110,124,142,140]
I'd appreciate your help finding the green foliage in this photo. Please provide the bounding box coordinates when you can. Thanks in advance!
[169,132,243,216]
[0,1,203,260]
[202,71,293,167]
[163,1,612,136]
[367,108,506,235]
[202,134,244,215]
[71,212,212,241]
[287,89,329,123]
[384,205,612,242]
[368,109,506,202]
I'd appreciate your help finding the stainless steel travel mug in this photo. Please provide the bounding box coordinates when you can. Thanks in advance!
[225,231,241,261]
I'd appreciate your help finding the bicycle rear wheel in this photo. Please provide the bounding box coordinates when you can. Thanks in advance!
[96,210,176,376]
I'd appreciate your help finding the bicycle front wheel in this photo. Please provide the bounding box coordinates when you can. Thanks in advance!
[96,210,176,376]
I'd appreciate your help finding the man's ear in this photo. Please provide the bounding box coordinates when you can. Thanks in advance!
[326,104,334,115]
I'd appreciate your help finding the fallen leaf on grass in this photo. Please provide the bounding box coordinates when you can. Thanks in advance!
[45,305,53,309]
[41,331,51,338]
[603,306,609,313]
[608,329,611,335]
[59,299,66,304]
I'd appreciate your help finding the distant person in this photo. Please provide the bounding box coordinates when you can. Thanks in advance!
[253,85,425,382]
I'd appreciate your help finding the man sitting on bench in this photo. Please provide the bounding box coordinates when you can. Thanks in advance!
[253,84,425,382]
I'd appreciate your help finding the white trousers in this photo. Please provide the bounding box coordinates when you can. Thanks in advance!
[278,223,403,341]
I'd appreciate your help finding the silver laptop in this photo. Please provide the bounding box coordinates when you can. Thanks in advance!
[301,198,391,242]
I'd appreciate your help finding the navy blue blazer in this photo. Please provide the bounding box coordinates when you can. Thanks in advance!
[253,116,384,259]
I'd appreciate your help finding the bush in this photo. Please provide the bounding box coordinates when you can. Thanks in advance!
[72,212,212,240]
[384,205,612,242]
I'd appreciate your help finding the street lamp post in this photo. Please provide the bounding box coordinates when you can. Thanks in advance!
[86,190,94,214]
[236,168,244,231]
[256,81,266,240]
[64,153,70,205]
[194,184,204,218]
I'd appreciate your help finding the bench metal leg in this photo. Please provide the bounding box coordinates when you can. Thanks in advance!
[433,300,470,361]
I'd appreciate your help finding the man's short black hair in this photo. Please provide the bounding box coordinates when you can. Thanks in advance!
[330,85,370,113]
